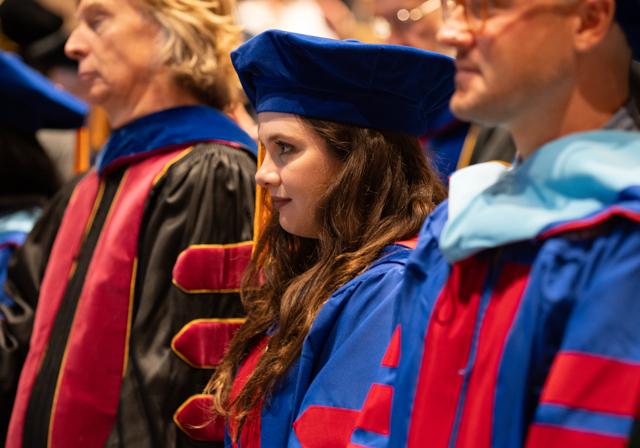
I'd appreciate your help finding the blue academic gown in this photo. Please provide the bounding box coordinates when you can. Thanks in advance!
[389,131,640,448]
[0,208,41,316]
[230,243,413,447]
[422,107,469,181]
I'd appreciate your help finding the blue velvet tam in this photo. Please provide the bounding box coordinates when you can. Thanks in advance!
[231,30,455,137]
[617,0,640,59]
[0,51,88,132]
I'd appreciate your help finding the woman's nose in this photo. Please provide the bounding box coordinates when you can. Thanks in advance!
[255,152,280,188]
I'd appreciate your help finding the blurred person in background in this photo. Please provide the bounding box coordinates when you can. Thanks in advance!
[0,50,88,447]
[371,0,517,175]
[4,0,257,446]
[0,0,88,182]
[372,0,450,53]
[237,0,338,38]
[367,0,467,179]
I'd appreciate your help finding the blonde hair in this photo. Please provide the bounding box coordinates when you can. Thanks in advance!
[137,0,243,109]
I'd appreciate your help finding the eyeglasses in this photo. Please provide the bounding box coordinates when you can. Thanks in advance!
[440,0,491,31]
[441,0,579,32]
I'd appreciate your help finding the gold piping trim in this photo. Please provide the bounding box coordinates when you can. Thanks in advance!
[82,180,106,240]
[47,339,72,448]
[173,394,215,439]
[171,318,246,369]
[66,179,104,281]
[456,123,481,170]
[122,257,138,377]
[68,262,77,280]
[67,186,79,206]
[152,147,194,186]
[179,241,254,251]
[172,280,241,295]
[47,172,129,446]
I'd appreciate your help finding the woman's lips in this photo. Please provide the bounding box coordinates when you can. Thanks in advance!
[271,197,291,210]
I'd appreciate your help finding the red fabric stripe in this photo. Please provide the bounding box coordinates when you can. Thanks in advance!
[172,319,244,369]
[229,337,269,448]
[294,406,360,448]
[540,352,640,416]
[48,149,192,448]
[173,394,225,441]
[407,257,489,448]
[6,172,101,447]
[540,207,640,239]
[526,424,627,448]
[456,263,531,448]
[381,325,401,368]
[396,237,419,249]
[356,384,393,435]
[173,243,253,292]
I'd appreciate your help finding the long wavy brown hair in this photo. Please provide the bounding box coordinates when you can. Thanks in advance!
[205,117,446,438]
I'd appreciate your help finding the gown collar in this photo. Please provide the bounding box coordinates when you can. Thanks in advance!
[440,130,640,263]
[96,105,257,174]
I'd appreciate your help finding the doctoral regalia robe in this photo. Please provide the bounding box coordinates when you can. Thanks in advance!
[4,105,257,447]
[389,130,640,448]
[229,243,415,448]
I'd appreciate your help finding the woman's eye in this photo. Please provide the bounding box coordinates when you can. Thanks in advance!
[276,141,295,156]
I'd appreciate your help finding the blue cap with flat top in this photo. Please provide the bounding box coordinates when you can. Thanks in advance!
[617,0,640,59]
[231,30,455,137]
[0,51,88,132]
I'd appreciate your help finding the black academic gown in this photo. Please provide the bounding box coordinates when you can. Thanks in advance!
[3,105,256,447]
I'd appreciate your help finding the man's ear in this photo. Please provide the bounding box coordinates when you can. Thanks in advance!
[573,0,617,53]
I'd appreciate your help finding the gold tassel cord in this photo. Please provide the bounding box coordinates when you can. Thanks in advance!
[252,140,271,252]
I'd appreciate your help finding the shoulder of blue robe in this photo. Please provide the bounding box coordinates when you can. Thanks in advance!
[260,246,412,448]
[440,130,640,263]
[388,204,452,447]
[390,205,640,447]
[518,219,640,446]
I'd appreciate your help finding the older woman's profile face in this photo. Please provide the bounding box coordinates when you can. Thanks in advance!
[65,0,165,120]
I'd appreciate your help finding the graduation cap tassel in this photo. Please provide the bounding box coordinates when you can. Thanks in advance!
[74,126,90,173]
[252,140,271,253]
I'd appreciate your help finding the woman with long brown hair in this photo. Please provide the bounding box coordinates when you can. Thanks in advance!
[206,30,454,447]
